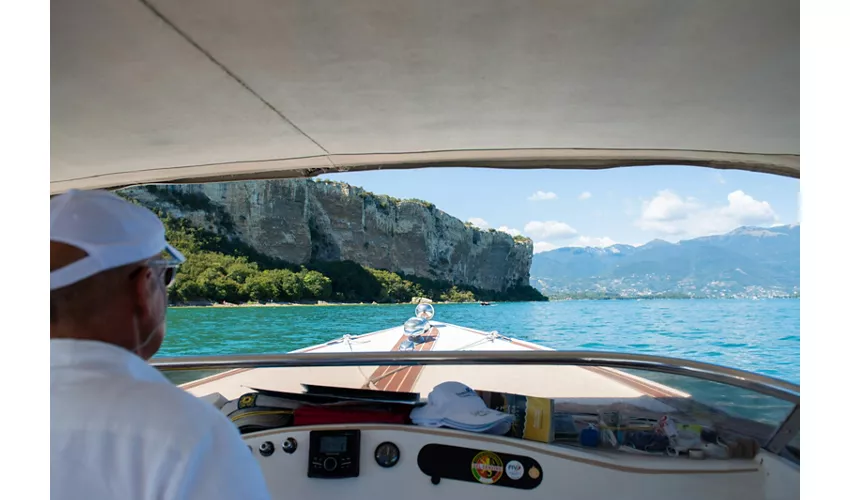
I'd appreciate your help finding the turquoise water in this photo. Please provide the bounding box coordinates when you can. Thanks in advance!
[159,299,800,385]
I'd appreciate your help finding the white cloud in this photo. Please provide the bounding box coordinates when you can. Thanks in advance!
[640,189,700,225]
[569,236,617,248]
[719,190,776,225]
[528,191,558,201]
[467,217,489,229]
[578,191,592,200]
[533,241,558,253]
[635,190,779,239]
[523,220,578,239]
[520,219,615,251]
[467,219,525,237]
[497,226,521,237]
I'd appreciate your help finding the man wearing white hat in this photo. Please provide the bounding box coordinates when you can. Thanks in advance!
[50,189,270,499]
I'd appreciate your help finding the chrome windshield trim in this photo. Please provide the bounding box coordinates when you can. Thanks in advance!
[765,405,800,455]
[151,350,799,403]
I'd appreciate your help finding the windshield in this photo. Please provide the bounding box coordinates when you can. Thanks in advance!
[134,165,798,460]
[158,300,799,385]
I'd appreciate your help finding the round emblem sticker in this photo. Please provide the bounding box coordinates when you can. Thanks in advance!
[471,451,504,484]
[528,466,540,479]
[505,460,524,480]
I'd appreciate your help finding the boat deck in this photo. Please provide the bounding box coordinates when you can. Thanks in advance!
[182,322,688,414]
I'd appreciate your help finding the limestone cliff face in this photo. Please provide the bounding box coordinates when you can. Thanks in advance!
[129,180,533,292]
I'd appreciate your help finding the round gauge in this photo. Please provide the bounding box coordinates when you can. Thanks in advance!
[374,442,400,468]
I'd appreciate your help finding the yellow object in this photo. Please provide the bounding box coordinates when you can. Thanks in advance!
[230,410,293,422]
[678,424,703,433]
[522,397,554,443]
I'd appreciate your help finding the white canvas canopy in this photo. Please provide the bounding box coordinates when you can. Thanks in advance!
[51,0,799,194]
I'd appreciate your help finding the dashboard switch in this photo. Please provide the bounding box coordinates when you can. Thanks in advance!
[259,441,275,457]
[283,437,297,454]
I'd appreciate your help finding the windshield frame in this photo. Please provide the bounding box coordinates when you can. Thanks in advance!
[151,350,799,403]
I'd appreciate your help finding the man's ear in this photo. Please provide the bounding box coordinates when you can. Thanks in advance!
[132,267,155,317]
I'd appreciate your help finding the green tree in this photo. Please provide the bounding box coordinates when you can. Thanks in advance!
[244,273,278,302]
[440,286,476,303]
[298,269,332,300]
[367,268,424,303]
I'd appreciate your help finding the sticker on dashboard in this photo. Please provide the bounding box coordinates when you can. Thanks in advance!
[471,451,504,484]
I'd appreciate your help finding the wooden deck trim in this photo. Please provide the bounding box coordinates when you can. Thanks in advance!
[365,327,440,392]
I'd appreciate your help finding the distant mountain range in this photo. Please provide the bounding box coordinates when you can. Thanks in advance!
[531,225,800,299]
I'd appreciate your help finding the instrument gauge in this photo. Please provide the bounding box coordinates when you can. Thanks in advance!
[375,442,400,468]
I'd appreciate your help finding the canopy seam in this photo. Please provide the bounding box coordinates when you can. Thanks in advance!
[136,0,334,164]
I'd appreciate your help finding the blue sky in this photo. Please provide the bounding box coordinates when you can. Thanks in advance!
[318,165,799,252]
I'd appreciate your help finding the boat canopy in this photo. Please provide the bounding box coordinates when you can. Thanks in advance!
[51,0,799,194]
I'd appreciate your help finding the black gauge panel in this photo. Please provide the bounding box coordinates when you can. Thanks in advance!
[417,443,543,489]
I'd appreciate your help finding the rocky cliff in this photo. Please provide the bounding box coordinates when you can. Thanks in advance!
[126,179,533,292]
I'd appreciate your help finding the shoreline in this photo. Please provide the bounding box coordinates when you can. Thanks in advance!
[172,302,403,309]
[169,301,473,309]
[169,296,800,309]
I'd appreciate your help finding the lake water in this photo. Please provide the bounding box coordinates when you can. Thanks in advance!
[159,299,800,384]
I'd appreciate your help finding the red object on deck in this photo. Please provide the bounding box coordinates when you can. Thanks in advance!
[293,405,411,426]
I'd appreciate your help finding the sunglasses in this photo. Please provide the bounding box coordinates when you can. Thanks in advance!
[159,265,178,288]
[129,262,179,289]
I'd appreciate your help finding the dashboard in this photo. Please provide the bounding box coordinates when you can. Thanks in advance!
[243,424,769,500]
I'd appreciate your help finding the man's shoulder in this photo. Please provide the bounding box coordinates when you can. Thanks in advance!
[54,375,238,449]
[138,379,227,413]
[125,380,237,440]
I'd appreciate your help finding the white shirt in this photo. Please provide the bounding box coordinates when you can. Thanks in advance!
[51,339,271,500]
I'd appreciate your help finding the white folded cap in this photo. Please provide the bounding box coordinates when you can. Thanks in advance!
[410,381,513,429]
[50,189,185,291]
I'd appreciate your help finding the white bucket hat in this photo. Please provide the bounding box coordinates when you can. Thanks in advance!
[50,189,185,290]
